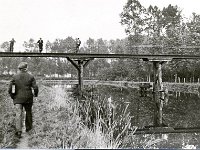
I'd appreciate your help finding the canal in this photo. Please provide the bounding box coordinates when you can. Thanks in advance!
[81,84,200,148]
[52,82,200,148]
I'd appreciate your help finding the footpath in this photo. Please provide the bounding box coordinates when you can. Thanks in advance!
[16,133,30,149]
[16,113,30,149]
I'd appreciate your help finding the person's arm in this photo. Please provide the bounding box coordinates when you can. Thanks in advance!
[8,78,15,99]
[31,77,39,97]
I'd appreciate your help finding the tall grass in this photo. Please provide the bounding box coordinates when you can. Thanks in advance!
[0,84,18,148]
[27,84,172,148]
[27,85,137,148]
[0,83,196,148]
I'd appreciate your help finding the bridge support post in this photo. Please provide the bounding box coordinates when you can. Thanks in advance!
[66,57,93,98]
[144,58,172,127]
[78,60,84,93]
[153,61,164,126]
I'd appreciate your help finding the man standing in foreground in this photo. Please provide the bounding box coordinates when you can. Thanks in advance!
[8,62,39,138]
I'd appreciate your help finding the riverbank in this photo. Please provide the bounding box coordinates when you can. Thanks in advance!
[0,84,18,148]
[0,84,138,148]
[1,83,196,148]
[26,85,131,148]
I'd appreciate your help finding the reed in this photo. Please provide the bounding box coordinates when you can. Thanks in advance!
[28,85,167,148]
[0,84,17,148]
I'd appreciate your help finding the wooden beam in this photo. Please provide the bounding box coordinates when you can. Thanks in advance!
[147,58,172,62]
[66,57,79,71]
[66,58,93,99]
[83,59,93,68]
[131,45,200,49]
[78,60,84,93]
[153,61,164,126]
[134,127,200,134]
[1,52,200,60]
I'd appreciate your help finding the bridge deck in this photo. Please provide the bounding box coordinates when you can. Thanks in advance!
[0,52,200,60]
[135,127,200,134]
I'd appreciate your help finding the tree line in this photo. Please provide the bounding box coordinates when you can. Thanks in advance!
[1,0,200,82]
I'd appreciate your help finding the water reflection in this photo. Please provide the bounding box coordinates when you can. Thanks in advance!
[92,85,200,148]
[95,85,200,128]
[51,83,200,148]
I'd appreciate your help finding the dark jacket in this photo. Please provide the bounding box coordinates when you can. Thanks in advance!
[37,40,43,47]
[8,70,38,104]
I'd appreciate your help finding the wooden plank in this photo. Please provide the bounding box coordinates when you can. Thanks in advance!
[147,58,172,62]
[0,52,200,60]
[131,45,200,49]
[134,127,200,134]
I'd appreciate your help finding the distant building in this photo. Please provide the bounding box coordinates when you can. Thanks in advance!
[44,73,72,78]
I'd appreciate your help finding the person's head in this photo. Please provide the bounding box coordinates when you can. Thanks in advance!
[18,62,28,72]
[40,38,42,40]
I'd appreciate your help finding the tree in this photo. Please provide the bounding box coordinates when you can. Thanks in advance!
[1,41,9,52]
[50,37,76,53]
[0,41,20,74]
[23,38,38,52]
[120,0,146,35]
[45,40,52,53]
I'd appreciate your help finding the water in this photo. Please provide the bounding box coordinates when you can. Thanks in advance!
[52,83,200,148]
[86,85,200,148]
[92,85,200,128]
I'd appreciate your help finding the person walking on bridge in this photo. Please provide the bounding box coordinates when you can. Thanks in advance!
[37,38,43,53]
[75,38,81,53]
[9,38,16,52]
[8,62,39,138]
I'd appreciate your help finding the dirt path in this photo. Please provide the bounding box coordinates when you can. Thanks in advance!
[16,113,30,149]
[16,132,30,149]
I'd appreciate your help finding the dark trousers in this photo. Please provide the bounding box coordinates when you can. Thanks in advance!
[76,44,80,53]
[39,45,43,53]
[15,103,33,132]
[10,45,14,52]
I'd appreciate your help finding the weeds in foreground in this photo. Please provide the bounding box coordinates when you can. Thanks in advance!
[0,83,198,148]
[27,85,170,148]
[28,85,135,148]
[0,84,18,148]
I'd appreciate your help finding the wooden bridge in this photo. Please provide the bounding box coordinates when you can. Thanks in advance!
[2,52,200,134]
[1,52,200,60]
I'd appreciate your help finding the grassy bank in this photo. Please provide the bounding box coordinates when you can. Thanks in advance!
[0,83,19,148]
[0,84,168,148]
[27,85,142,148]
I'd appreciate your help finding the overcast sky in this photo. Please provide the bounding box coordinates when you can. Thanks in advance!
[0,0,200,51]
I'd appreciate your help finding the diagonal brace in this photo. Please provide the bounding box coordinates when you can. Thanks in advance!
[83,58,94,68]
[66,57,79,71]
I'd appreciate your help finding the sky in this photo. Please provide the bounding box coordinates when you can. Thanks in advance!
[0,0,200,51]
